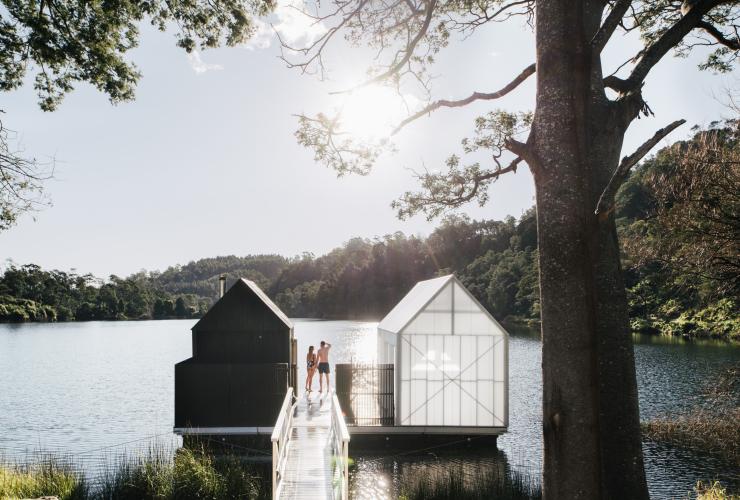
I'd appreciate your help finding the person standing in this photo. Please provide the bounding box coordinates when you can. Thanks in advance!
[305,346,317,392]
[316,341,332,393]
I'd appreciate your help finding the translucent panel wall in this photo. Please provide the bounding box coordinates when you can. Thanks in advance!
[397,281,507,427]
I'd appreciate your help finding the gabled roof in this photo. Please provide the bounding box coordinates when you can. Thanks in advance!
[377,274,453,333]
[193,278,293,331]
[241,279,293,329]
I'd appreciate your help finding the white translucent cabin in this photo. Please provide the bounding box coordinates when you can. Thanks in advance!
[377,275,508,431]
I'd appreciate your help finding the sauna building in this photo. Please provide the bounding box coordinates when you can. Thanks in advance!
[174,278,295,438]
[375,274,508,433]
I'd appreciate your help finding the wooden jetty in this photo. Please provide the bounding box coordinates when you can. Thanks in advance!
[271,388,350,500]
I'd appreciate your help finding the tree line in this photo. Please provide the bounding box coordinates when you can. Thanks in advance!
[0,266,207,322]
[1,125,737,339]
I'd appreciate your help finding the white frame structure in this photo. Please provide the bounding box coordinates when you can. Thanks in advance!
[377,275,508,432]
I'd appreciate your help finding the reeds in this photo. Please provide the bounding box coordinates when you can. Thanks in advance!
[642,408,740,465]
[695,480,739,500]
[0,445,267,500]
[0,456,88,500]
[397,465,541,500]
[642,363,739,465]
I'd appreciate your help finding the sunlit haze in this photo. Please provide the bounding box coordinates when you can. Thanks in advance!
[338,86,418,140]
[0,11,736,277]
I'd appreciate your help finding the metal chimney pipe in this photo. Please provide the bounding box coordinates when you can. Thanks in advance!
[219,274,226,298]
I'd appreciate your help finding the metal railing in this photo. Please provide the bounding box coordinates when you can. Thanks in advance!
[330,392,351,500]
[335,363,395,426]
[271,387,296,500]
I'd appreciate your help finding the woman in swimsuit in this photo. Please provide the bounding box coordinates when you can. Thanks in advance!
[305,346,317,392]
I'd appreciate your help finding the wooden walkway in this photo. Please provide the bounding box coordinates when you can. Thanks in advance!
[277,391,335,500]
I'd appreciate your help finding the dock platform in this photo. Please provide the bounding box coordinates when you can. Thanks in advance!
[272,389,350,500]
[279,392,333,499]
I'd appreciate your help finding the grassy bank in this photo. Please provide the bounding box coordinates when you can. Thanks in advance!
[0,447,267,500]
[398,465,541,500]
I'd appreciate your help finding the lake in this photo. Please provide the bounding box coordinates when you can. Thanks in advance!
[0,319,738,498]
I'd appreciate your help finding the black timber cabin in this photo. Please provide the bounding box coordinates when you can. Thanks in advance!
[174,278,295,444]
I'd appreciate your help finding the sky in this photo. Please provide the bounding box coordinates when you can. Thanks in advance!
[0,6,737,277]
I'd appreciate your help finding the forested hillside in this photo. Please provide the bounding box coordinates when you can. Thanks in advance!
[1,124,737,339]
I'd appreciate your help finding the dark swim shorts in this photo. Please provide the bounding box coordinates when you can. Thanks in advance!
[318,362,330,374]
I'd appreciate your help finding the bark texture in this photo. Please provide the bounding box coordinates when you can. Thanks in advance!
[534,2,601,498]
[534,1,649,498]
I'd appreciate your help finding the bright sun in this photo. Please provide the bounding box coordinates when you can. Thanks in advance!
[337,85,413,141]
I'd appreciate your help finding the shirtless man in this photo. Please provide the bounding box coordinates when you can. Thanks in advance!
[316,340,332,393]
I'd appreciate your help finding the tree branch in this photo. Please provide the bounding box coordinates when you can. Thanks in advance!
[443,156,523,205]
[333,0,437,93]
[592,0,632,53]
[391,63,536,135]
[595,119,686,217]
[698,20,740,50]
[615,0,730,93]
[393,155,523,219]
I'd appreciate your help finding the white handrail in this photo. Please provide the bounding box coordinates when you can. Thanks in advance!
[330,392,350,500]
[271,387,296,500]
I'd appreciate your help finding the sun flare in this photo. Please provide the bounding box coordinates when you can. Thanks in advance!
[337,85,414,141]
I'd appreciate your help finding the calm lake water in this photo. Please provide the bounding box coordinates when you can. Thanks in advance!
[0,319,738,499]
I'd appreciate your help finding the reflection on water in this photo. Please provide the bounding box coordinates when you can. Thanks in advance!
[1,319,739,498]
[350,449,515,499]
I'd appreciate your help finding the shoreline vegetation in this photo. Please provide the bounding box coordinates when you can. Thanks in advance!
[1,129,738,341]
[0,446,268,500]
[1,451,736,500]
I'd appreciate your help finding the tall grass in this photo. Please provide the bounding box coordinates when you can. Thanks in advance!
[0,456,88,500]
[695,480,739,500]
[0,446,267,500]
[398,464,541,500]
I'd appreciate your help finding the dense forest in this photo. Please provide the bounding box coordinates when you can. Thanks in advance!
[1,124,737,340]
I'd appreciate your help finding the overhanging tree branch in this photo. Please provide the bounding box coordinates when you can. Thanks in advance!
[332,0,438,93]
[698,20,740,49]
[610,0,730,93]
[592,0,632,53]
[595,119,686,217]
[0,112,53,230]
[391,63,536,135]
[393,155,523,220]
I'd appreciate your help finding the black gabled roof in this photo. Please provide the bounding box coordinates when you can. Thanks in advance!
[192,278,293,332]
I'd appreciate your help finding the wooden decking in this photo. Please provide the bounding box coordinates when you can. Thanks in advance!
[277,391,335,500]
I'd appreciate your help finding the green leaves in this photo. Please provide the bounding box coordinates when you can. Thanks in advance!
[392,109,531,220]
[0,0,274,111]
[627,1,739,74]
[0,0,275,229]
[295,112,392,176]
[462,110,532,164]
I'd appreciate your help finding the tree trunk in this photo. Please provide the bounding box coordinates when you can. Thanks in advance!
[534,2,602,498]
[594,211,649,500]
[589,112,649,499]
[534,2,650,498]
